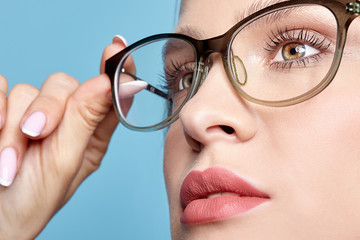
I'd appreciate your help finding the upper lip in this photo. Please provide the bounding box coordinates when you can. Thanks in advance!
[180,167,270,208]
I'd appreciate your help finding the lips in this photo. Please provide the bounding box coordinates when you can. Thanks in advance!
[180,167,270,224]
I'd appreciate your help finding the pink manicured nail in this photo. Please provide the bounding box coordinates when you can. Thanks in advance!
[112,35,128,46]
[119,81,148,99]
[22,111,46,137]
[0,148,17,187]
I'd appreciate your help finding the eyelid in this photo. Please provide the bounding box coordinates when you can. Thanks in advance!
[164,61,196,94]
[257,26,334,71]
[264,27,333,57]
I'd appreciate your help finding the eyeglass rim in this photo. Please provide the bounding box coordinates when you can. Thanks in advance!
[112,42,201,132]
[105,0,359,132]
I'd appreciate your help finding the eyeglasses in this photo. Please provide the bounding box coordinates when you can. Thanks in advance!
[105,0,360,132]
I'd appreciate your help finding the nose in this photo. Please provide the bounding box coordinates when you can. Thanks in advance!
[179,56,257,151]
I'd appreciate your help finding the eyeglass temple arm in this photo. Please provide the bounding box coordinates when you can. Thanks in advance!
[122,71,171,100]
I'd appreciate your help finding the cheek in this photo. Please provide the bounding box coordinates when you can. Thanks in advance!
[164,122,197,238]
[163,122,191,206]
[163,124,180,200]
[262,55,360,171]
[258,61,360,228]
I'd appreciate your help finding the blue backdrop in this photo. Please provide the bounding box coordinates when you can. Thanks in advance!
[1,0,179,239]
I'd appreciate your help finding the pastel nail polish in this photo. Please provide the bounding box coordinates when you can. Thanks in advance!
[112,35,128,46]
[119,81,148,99]
[22,111,46,137]
[0,147,17,187]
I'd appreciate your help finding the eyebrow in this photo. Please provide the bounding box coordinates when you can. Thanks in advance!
[176,0,291,39]
[175,25,208,40]
[236,0,289,23]
[162,38,195,68]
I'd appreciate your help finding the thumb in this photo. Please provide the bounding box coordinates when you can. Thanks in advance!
[56,73,113,176]
[56,37,128,177]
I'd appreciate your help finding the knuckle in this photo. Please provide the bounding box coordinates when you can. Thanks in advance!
[8,83,39,101]
[86,159,102,174]
[68,96,108,131]
[45,72,80,90]
[86,155,102,173]
[84,137,108,173]
[36,94,63,109]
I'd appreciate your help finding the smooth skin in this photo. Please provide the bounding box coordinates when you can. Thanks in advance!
[164,0,360,239]
[1,0,360,239]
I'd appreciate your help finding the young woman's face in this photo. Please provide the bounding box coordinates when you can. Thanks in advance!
[163,0,360,239]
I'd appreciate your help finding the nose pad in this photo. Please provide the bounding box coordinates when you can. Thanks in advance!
[199,57,211,85]
[194,53,248,91]
[231,55,247,85]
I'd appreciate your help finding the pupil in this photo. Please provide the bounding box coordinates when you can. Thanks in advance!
[282,43,305,61]
[184,73,193,87]
[290,48,297,55]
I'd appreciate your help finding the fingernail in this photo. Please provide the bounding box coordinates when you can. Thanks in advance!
[119,81,148,99]
[0,148,17,187]
[22,111,46,137]
[112,35,128,47]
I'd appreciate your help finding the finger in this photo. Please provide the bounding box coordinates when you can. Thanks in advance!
[0,74,9,129]
[101,36,138,116]
[0,84,39,187]
[62,107,119,204]
[100,35,136,75]
[54,74,113,179]
[20,73,79,139]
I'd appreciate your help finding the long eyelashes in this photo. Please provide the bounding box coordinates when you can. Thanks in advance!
[160,60,195,94]
[161,27,332,90]
[264,26,332,70]
[265,26,330,51]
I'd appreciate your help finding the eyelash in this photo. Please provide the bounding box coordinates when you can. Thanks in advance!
[161,60,195,95]
[161,27,331,91]
[264,26,332,70]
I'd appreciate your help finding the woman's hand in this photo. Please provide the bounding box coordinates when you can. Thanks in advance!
[0,36,127,240]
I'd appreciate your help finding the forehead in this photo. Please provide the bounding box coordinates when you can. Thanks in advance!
[176,0,360,46]
[176,0,288,39]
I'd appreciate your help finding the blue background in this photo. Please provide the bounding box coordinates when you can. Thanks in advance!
[1,0,180,239]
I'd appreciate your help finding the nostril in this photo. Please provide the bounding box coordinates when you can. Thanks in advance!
[219,125,235,134]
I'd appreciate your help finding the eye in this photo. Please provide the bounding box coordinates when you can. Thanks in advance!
[272,42,320,62]
[178,72,194,91]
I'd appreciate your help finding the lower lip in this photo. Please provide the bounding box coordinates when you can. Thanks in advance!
[181,195,268,224]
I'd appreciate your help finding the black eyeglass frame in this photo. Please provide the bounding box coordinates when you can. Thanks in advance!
[105,0,360,132]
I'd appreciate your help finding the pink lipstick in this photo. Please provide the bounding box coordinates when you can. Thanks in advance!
[180,167,270,224]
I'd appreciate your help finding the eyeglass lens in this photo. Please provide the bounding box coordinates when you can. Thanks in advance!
[115,4,338,129]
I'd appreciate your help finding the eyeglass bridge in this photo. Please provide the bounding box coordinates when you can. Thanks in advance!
[346,2,360,14]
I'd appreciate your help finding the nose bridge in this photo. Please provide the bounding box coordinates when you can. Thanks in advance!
[201,34,228,58]
[196,36,247,91]
[195,52,224,87]
[179,46,258,144]
[196,35,229,82]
